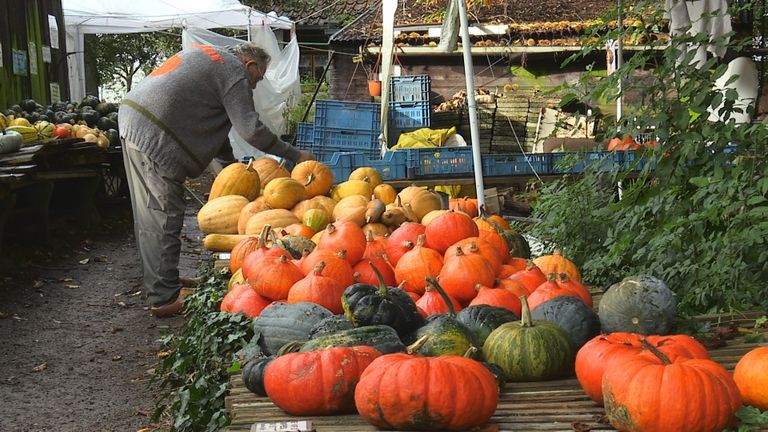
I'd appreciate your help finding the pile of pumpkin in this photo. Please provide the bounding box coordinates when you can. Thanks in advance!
[198,159,768,431]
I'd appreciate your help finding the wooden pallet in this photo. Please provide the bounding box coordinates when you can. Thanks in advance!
[225,309,767,432]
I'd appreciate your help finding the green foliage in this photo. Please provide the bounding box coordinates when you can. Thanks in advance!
[284,77,329,138]
[85,31,181,94]
[152,265,254,431]
[528,1,768,315]
[725,406,768,432]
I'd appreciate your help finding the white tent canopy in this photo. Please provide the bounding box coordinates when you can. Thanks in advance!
[63,0,293,100]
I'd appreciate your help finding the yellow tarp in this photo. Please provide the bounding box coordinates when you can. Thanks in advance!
[391,127,457,149]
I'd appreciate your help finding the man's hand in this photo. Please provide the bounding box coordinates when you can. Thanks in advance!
[296,150,315,163]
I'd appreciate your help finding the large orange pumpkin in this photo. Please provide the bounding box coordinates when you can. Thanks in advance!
[245,254,304,300]
[287,262,346,313]
[354,353,498,431]
[220,283,271,317]
[385,222,425,266]
[576,332,710,405]
[265,346,380,415]
[602,342,741,432]
[424,210,479,254]
[437,247,495,304]
[290,160,334,197]
[316,221,367,265]
[733,346,768,410]
[394,234,444,295]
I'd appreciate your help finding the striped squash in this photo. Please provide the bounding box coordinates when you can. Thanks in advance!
[482,296,573,381]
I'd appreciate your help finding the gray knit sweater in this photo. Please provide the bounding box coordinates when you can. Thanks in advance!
[118,44,301,180]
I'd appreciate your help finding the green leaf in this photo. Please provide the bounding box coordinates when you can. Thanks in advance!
[689,177,710,188]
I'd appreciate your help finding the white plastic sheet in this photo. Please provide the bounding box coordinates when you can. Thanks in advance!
[182,26,301,160]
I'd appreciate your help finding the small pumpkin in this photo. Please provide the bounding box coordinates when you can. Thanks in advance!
[353,255,396,287]
[349,166,383,189]
[341,263,425,337]
[251,157,290,186]
[373,183,397,205]
[220,283,271,317]
[280,223,314,239]
[237,196,271,234]
[299,249,355,287]
[602,340,741,432]
[361,222,388,237]
[241,356,274,396]
[448,197,479,218]
[229,224,271,273]
[246,254,304,300]
[394,234,444,295]
[733,346,768,410]
[290,160,334,197]
[209,160,261,201]
[424,210,479,254]
[532,249,580,282]
[483,296,574,381]
[264,346,381,415]
[316,220,367,264]
[354,352,499,431]
[598,275,677,335]
[385,222,425,266]
[437,247,495,304]
[469,282,522,315]
[416,280,463,317]
[527,273,586,311]
[331,179,373,201]
[263,177,308,210]
[302,208,330,232]
[287,262,346,314]
[507,260,547,292]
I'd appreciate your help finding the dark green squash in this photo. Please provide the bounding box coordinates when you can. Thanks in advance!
[598,275,677,335]
[274,233,316,259]
[481,361,507,390]
[409,278,476,357]
[301,325,404,354]
[483,296,574,382]
[341,263,424,337]
[242,356,274,396]
[252,302,333,355]
[309,315,354,339]
[456,305,518,347]
[531,295,600,349]
[501,230,531,259]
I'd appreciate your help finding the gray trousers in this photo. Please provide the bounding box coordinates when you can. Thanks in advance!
[122,143,186,307]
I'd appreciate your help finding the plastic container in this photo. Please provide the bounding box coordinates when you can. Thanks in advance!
[401,147,476,178]
[323,151,407,182]
[312,127,381,160]
[388,101,431,130]
[314,100,381,132]
[389,75,431,103]
[295,122,314,149]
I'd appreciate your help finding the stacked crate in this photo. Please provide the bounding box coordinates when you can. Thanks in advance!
[492,96,530,153]
[458,100,496,153]
[295,100,382,161]
[388,75,432,145]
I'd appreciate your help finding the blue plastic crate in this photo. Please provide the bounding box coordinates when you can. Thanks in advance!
[314,100,381,132]
[621,150,656,172]
[312,127,381,159]
[480,153,548,176]
[399,147,476,178]
[322,151,408,183]
[295,122,314,150]
[389,75,431,103]
[388,101,431,130]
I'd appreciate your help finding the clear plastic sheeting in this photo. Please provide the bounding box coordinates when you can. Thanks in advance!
[182,26,301,160]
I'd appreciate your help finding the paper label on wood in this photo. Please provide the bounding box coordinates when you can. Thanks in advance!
[251,420,314,432]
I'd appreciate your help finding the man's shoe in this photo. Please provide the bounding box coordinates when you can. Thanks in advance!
[150,296,184,318]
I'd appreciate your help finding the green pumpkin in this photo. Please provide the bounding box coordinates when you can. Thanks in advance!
[242,356,274,396]
[252,302,333,355]
[301,325,404,354]
[341,263,424,337]
[531,295,600,349]
[409,278,476,357]
[598,275,677,335]
[308,315,355,339]
[501,230,531,259]
[274,234,316,259]
[483,297,574,382]
[456,305,518,347]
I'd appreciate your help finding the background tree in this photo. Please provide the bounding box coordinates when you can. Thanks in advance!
[85,31,181,96]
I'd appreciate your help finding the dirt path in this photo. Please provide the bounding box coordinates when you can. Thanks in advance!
[0,176,211,432]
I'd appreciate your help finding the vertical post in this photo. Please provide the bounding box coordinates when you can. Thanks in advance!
[457,0,486,209]
[616,0,624,121]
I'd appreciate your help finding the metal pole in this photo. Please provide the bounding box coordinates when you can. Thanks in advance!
[616,0,624,121]
[457,0,486,209]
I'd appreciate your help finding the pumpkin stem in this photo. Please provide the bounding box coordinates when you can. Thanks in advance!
[369,262,390,296]
[304,172,314,187]
[257,224,272,248]
[326,223,337,234]
[463,346,478,358]
[454,246,465,256]
[313,261,326,275]
[467,242,480,253]
[474,283,483,292]
[519,295,533,327]
[396,280,407,290]
[406,335,429,354]
[245,159,255,172]
[365,229,375,242]
[546,272,557,282]
[278,255,288,263]
[639,338,672,365]
[425,277,457,317]
[525,259,536,270]
[558,272,570,282]
[416,234,427,247]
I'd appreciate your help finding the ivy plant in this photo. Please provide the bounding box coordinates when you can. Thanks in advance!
[152,265,254,431]
[528,0,768,315]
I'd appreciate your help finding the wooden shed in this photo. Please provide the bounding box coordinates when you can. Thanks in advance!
[0,0,70,109]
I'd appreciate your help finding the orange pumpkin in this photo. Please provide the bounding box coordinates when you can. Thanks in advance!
[373,183,397,205]
[444,238,502,276]
[290,160,334,197]
[353,256,396,287]
[533,250,581,282]
[316,221,367,265]
[209,160,261,201]
[448,197,479,218]
[508,261,548,292]
[265,346,380,415]
[424,210,479,255]
[251,157,290,186]
[384,222,425,266]
[437,247,495,304]
[280,223,314,239]
[300,249,355,288]
[220,283,271,317]
[469,283,522,315]
[416,282,462,317]
[394,235,443,295]
[733,346,768,410]
[245,254,304,300]
[287,262,346,313]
